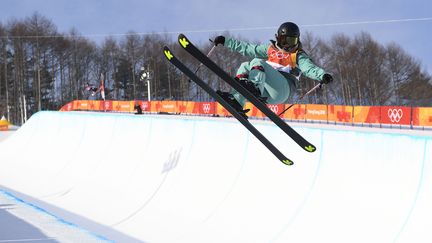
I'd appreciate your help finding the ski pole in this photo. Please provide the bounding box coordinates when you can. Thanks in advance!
[188,39,216,83]
[278,82,323,117]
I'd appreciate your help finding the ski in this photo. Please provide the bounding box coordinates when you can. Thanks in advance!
[163,46,294,166]
[177,34,316,153]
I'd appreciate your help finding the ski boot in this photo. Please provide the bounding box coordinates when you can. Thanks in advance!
[216,90,250,119]
[234,76,268,104]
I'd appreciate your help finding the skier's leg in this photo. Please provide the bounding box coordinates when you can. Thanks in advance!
[235,62,250,76]
[230,62,250,106]
[232,58,268,105]
[216,90,250,119]
[260,65,292,104]
[247,58,267,95]
[248,58,292,104]
[216,61,251,118]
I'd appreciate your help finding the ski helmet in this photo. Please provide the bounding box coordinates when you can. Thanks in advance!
[276,22,300,52]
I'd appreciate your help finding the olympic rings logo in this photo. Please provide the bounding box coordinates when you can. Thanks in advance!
[269,50,290,60]
[388,109,403,123]
[202,103,211,113]
[268,105,279,113]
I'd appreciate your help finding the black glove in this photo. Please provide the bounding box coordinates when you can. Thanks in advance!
[213,36,225,46]
[321,73,333,84]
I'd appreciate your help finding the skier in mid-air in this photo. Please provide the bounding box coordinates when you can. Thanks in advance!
[213,22,333,117]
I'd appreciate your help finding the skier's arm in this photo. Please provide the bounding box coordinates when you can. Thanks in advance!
[297,51,326,81]
[224,38,269,59]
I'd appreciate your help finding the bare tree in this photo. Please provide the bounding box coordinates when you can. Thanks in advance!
[0,23,8,119]
[25,12,58,111]
[66,28,97,100]
[8,19,29,123]
[97,36,120,99]
[121,32,143,99]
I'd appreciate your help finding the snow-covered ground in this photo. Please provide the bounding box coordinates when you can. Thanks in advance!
[0,111,431,242]
[0,130,14,142]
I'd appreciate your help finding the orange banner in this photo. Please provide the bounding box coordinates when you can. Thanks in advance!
[281,104,306,120]
[158,101,178,114]
[74,100,90,110]
[305,104,327,121]
[60,101,74,111]
[215,102,231,117]
[242,103,284,119]
[102,100,113,111]
[243,102,258,118]
[267,104,285,118]
[413,107,432,126]
[61,100,105,111]
[196,102,216,115]
[147,101,158,113]
[176,101,215,115]
[380,106,411,125]
[133,101,150,112]
[112,101,134,112]
[90,100,103,111]
[59,100,432,128]
[176,101,192,114]
[328,105,353,123]
[353,106,380,124]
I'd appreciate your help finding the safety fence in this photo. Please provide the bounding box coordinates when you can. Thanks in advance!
[60,100,432,129]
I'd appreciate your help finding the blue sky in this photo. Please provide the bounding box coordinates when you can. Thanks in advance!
[1,0,431,74]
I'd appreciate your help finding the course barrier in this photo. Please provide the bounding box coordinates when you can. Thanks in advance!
[60,100,432,128]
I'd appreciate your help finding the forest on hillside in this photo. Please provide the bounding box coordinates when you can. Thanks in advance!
[1,13,431,124]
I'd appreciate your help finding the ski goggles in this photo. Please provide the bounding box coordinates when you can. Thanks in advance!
[276,35,299,52]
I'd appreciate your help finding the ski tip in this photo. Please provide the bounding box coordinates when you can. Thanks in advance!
[304,145,316,153]
[282,159,294,166]
[163,46,174,61]
[178,34,190,49]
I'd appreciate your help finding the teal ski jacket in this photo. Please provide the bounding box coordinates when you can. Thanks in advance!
[224,38,326,104]
[225,38,326,81]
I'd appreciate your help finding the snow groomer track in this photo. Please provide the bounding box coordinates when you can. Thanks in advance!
[1,111,431,242]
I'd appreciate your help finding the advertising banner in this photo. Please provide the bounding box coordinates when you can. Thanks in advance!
[412,107,432,126]
[243,103,263,118]
[196,102,216,115]
[159,101,178,114]
[215,102,231,117]
[176,101,192,114]
[60,101,74,111]
[328,105,353,123]
[112,101,134,112]
[380,106,411,125]
[132,101,150,112]
[267,104,285,118]
[74,100,90,110]
[102,100,113,111]
[305,104,327,122]
[141,101,150,112]
[281,104,306,120]
[87,100,102,111]
[240,103,285,119]
[353,106,380,124]
[59,100,432,128]
[151,101,167,113]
